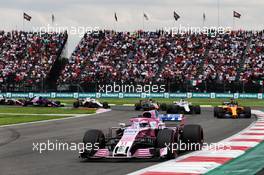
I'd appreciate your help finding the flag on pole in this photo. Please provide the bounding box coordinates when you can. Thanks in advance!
[203,13,206,21]
[173,11,180,21]
[143,13,149,20]
[233,11,241,18]
[52,14,55,24]
[114,12,118,22]
[23,12,32,21]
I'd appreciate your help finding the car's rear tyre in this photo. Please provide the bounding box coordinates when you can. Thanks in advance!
[73,101,79,108]
[214,107,219,117]
[102,102,109,109]
[160,103,167,111]
[82,129,105,158]
[55,101,61,105]
[174,106,180,114]
[91,103,99,108]
[244,107,251,118]
[23,101,30,106]
[194,105,201,114]
[214,107,224,118]
[167,106,179,114]
[157,129,176,159]
[135,103,141,111]
[44,103,49,107]
[166,105,172,114]
[182,124,203,151]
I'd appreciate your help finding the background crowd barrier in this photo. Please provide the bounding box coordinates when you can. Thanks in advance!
[0,92,263,99]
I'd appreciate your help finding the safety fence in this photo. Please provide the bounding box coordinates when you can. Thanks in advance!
[0,92,263,99]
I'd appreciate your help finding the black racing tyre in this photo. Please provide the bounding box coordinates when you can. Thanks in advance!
[167,106,179,114]
[244,107,251,118]
[182,124,203,151]
[83,102,91,108]
[82,129,105,158]
[135,103,141,111]
[23,101,30,106]
[102,102,109,109]
[214,107,224,118]
[156,129,176,159]
[160,103,167,111]
[189,106,195,114]
[217,107,225,118]
[213,107,219,117]
[166,105,173,114]
[94,103,100,108]
[73,101,80,108]
[194,105,201,114]
[177,106,186,114]
[87,102,97,108]
[0,99,5,105]
[55,101,61,105]
[173,106,180,114]
[7,100,15,105]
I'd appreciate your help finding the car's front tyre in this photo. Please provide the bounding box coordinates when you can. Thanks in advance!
[244,107,251,118]
[194,105,201,114]
[73,101,80,108]
[182,124,203,151]
[156,129,177,159]
[81,129,106,158]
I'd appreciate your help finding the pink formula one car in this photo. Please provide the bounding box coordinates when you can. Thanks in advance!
[80,110,204,160]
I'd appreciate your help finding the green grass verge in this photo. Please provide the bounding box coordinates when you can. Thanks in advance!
[0,115,74,126]
[0,107,96,126]
[0,107,96,114]
[56,98,264,107]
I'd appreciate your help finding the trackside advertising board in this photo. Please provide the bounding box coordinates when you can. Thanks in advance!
[0,93,263,99]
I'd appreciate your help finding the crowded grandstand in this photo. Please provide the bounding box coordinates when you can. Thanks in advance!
[0,29,263,92]
[0,30,68,91]
[1,0,264,175]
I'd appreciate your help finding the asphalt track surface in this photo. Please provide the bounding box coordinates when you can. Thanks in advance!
[0,106,256,175]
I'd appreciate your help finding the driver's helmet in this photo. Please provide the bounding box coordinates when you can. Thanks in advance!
[142,112,152,118]
[180,98,185,103]
[91,98,96,102]
[230,98,238,106]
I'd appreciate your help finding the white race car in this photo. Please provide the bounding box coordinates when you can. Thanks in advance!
[161,99,201,114]
[0,95,24,106]
[73,98,109,108]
